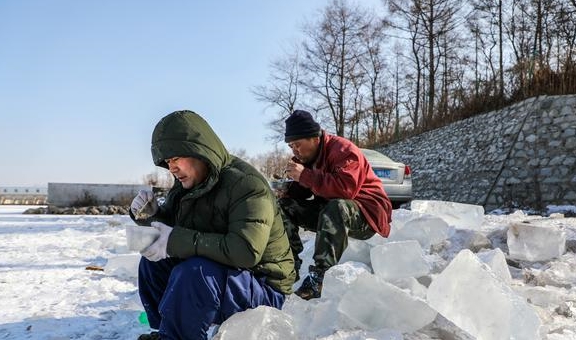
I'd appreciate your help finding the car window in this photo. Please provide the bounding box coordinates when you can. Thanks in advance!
[361,149,393,162]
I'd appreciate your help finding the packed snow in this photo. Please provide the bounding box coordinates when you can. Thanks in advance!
[1,201,575,339]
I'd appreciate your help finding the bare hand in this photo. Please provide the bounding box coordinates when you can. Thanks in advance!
[285,161,304,182]
[274,188,288,198]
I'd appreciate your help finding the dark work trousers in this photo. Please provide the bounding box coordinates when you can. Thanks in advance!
[138,256,285,340]
[278,197,374,274]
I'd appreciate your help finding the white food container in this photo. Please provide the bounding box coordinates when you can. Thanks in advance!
[125,225,160,252]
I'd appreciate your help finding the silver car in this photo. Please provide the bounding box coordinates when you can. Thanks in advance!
[361,148,412,208]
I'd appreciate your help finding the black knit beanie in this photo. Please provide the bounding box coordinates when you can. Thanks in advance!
[284,110,321,142]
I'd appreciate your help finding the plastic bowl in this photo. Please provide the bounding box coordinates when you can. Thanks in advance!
[125,225,160,252]
[270,179,294,191]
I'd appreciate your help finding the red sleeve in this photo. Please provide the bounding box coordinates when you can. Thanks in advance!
[298,147,366,199]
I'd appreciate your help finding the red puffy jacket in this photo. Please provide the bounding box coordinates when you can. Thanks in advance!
[293,132,392,237]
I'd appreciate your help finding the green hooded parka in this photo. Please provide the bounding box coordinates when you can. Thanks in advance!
[147,110,296,294]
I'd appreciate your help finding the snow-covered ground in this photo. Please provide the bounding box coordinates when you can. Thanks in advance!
[1,203,575,339]
[0,206,146,339]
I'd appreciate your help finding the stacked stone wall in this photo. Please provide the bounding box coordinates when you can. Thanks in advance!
[380,95,576,211]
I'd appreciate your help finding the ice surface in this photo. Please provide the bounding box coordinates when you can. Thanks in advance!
[125,225,160,252]
[512,285,568,308]
[390,208,418,230]
[363,209,420,248]
[364,233,388,247]
[507,221,566,261]
[427,249,541,340]
[213,305,297,340]
[4,205,576,339]
[371,241,430,280]
[339,238,372,266]
[388,215,451,251]
[282,296,353,339]
[548,331,576,340]
[322,262,372,301]
[338,272,437,332]
[476,248,512,283]
[538,254,576,287]
[411,200,484,230]
[316,328,403,340]
[423,253,449,275]
[460,229,492,253]
[388,277,428,299]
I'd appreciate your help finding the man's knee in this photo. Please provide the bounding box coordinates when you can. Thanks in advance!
[322,200,373,240]
[320,199,352,227]
[138,257,171,283]
[323,199,348,213]
[171,257,218,281]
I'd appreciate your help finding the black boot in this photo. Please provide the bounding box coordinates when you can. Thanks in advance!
[294,265,324,300]
[138,331,160,340]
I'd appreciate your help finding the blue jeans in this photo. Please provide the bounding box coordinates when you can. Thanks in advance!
[138,256,285,340]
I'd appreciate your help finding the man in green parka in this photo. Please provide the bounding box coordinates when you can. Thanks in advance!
[130,110,296,340]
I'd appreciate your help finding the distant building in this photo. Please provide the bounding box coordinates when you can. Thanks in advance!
[0,186,48,205]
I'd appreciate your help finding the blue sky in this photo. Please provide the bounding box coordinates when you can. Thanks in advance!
[0,0,335,186]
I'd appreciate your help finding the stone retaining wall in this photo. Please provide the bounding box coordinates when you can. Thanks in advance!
[380,95,576,211]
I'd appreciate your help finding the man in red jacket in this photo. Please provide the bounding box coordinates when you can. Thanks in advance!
[277,110,393,300]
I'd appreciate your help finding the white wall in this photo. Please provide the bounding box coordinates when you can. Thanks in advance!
[0,187,47,195]
[0,187,48,205]
[48,183,150,206]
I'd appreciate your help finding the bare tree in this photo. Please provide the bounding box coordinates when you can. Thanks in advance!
[229,148,250,161]
[300,0,371,136]
[254,0,576,150]
[250,147,293,179]
[405,11,424,130]
[252,50,302,143]
[425,0,461,125]
[554,0,576,93]
[387,0,462,128]
[469,0,506,100]
[356,13,392,144]
[143,169,174,189]
[506,0,563,97]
